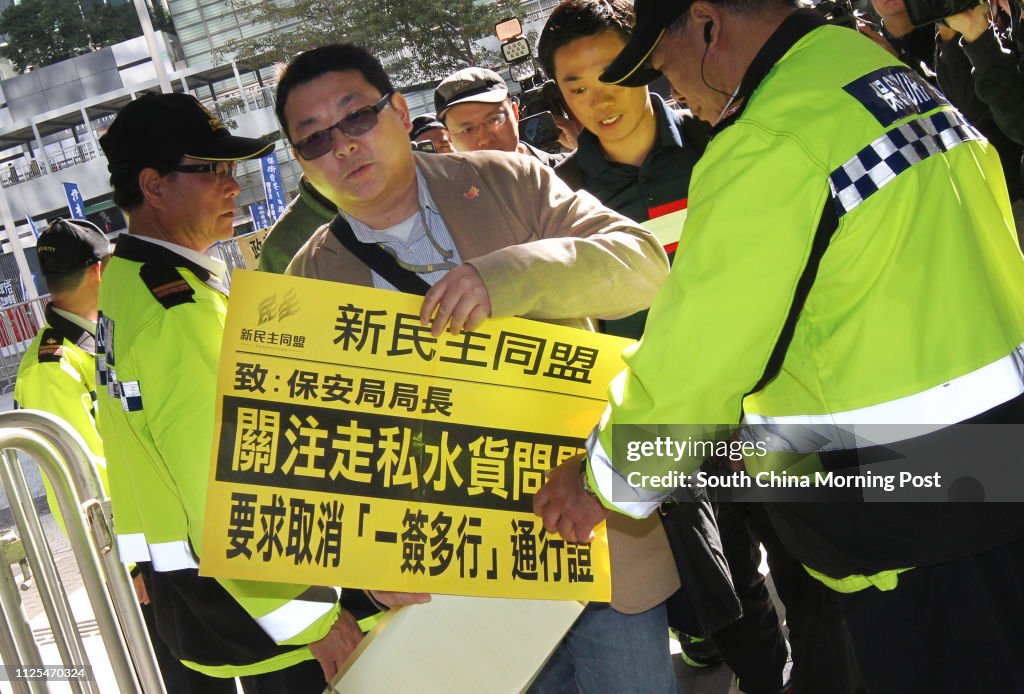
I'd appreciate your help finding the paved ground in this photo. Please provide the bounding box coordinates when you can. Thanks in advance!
[1,511,756,693]
[0,369,763,693]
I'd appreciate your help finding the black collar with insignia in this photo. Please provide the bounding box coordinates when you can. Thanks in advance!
[714,9,826,133]
[42,302,95,354]
[113,235,229,308]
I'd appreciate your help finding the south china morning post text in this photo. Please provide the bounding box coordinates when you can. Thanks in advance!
[608,424,959,503]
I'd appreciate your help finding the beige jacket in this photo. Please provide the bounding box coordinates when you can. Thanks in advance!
[288,149,679,612]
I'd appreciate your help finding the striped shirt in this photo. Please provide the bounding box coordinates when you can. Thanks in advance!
[346,167,463,291]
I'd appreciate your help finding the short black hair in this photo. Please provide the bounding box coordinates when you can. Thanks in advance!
[45,266,92,296]
[275,44,395,140]
[538,0,635,80]
[111,164,176,212]
[668,0,800,33]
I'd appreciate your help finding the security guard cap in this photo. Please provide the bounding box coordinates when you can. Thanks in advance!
[36,219,112,277]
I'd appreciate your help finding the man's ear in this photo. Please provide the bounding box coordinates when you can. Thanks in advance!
[690,1,720,34]
[138,167,167,208]
[391,92,413,133]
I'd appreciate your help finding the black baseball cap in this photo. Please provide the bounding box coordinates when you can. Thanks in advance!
[410,115,446,141]
[600,0,691,87]
[100,93,273,179]
[434,68,509,121]
[36,219,113,277]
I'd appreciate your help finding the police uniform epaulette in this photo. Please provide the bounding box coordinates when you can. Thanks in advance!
[37,328,64,363]
[140,262,195,308]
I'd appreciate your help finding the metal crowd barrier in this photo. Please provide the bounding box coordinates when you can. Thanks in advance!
[0,410,166,693]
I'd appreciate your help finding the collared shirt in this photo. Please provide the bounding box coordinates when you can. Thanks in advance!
[566,93,703,339]
[52,306,96,336]
[345,167,463,291]
[131,235,228,283]
[573,93,701,224]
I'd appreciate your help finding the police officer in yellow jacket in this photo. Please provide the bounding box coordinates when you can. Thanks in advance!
[17,218,235,693]
[15,219,111,530]
[97,93,372,691]
[535,1,1024,692]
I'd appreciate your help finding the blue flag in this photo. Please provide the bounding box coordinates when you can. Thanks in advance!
[249,203,271,230]
[259,153,287,221]
[63,182,86,219]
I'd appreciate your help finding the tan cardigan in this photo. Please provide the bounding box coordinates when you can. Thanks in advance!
[288,149,679,612]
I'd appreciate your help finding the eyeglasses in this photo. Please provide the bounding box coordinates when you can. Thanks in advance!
[293,92,394,160]
[449,111,508,139]
[171,161,237,180]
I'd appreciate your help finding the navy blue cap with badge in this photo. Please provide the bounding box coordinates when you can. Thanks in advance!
[600,0,691,87]
[410,115,447,142]
[36,218,112,279]
[99,93,273,183]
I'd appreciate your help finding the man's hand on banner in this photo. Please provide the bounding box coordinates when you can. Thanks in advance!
[309,609,364,682]
[420,263,492,337]
[533,452,610,543]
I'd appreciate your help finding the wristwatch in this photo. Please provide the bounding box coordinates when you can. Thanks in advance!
[578,456,600,500]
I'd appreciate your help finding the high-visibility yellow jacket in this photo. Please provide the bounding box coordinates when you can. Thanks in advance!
[97,235,341,677]
[14,303,107,532]
[586,11,1024,592]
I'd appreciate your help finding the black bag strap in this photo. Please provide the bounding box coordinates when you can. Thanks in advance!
[745,192,841,399]
[328,214,432,296]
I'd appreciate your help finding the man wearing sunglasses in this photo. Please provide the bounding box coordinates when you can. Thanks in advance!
[276,43,682,693]
[96,93,377,692]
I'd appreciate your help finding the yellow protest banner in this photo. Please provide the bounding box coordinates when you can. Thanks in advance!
[200,270,631,601]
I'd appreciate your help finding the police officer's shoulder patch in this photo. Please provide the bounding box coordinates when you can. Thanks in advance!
[843,66,948,128]
[37,329,64,363]
[140,262,195,309]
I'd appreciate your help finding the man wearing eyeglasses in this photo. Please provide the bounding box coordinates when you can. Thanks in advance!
[277,44,683,693]
[95,93,376,692]
[434,67,566,166]
[16,218,240,694]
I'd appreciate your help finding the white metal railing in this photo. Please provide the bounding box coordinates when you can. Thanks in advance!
[0,410,166,693]
[0,143,100,190]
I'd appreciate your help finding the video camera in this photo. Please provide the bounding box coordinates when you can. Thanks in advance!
[494,17,566,153]
[807,0,975,28]
[811,0,860,28]
[903,0,979,25]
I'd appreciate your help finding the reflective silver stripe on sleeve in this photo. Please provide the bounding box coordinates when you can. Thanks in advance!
[147,540,200,571]
[829,109,982,218]
[585,428,662,519]
[255,587,342,643]
[744,342,1024,451]
[116,533,151,563]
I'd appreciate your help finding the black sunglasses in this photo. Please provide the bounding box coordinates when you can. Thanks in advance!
[293,92,394,160]
[170,161,237,180]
